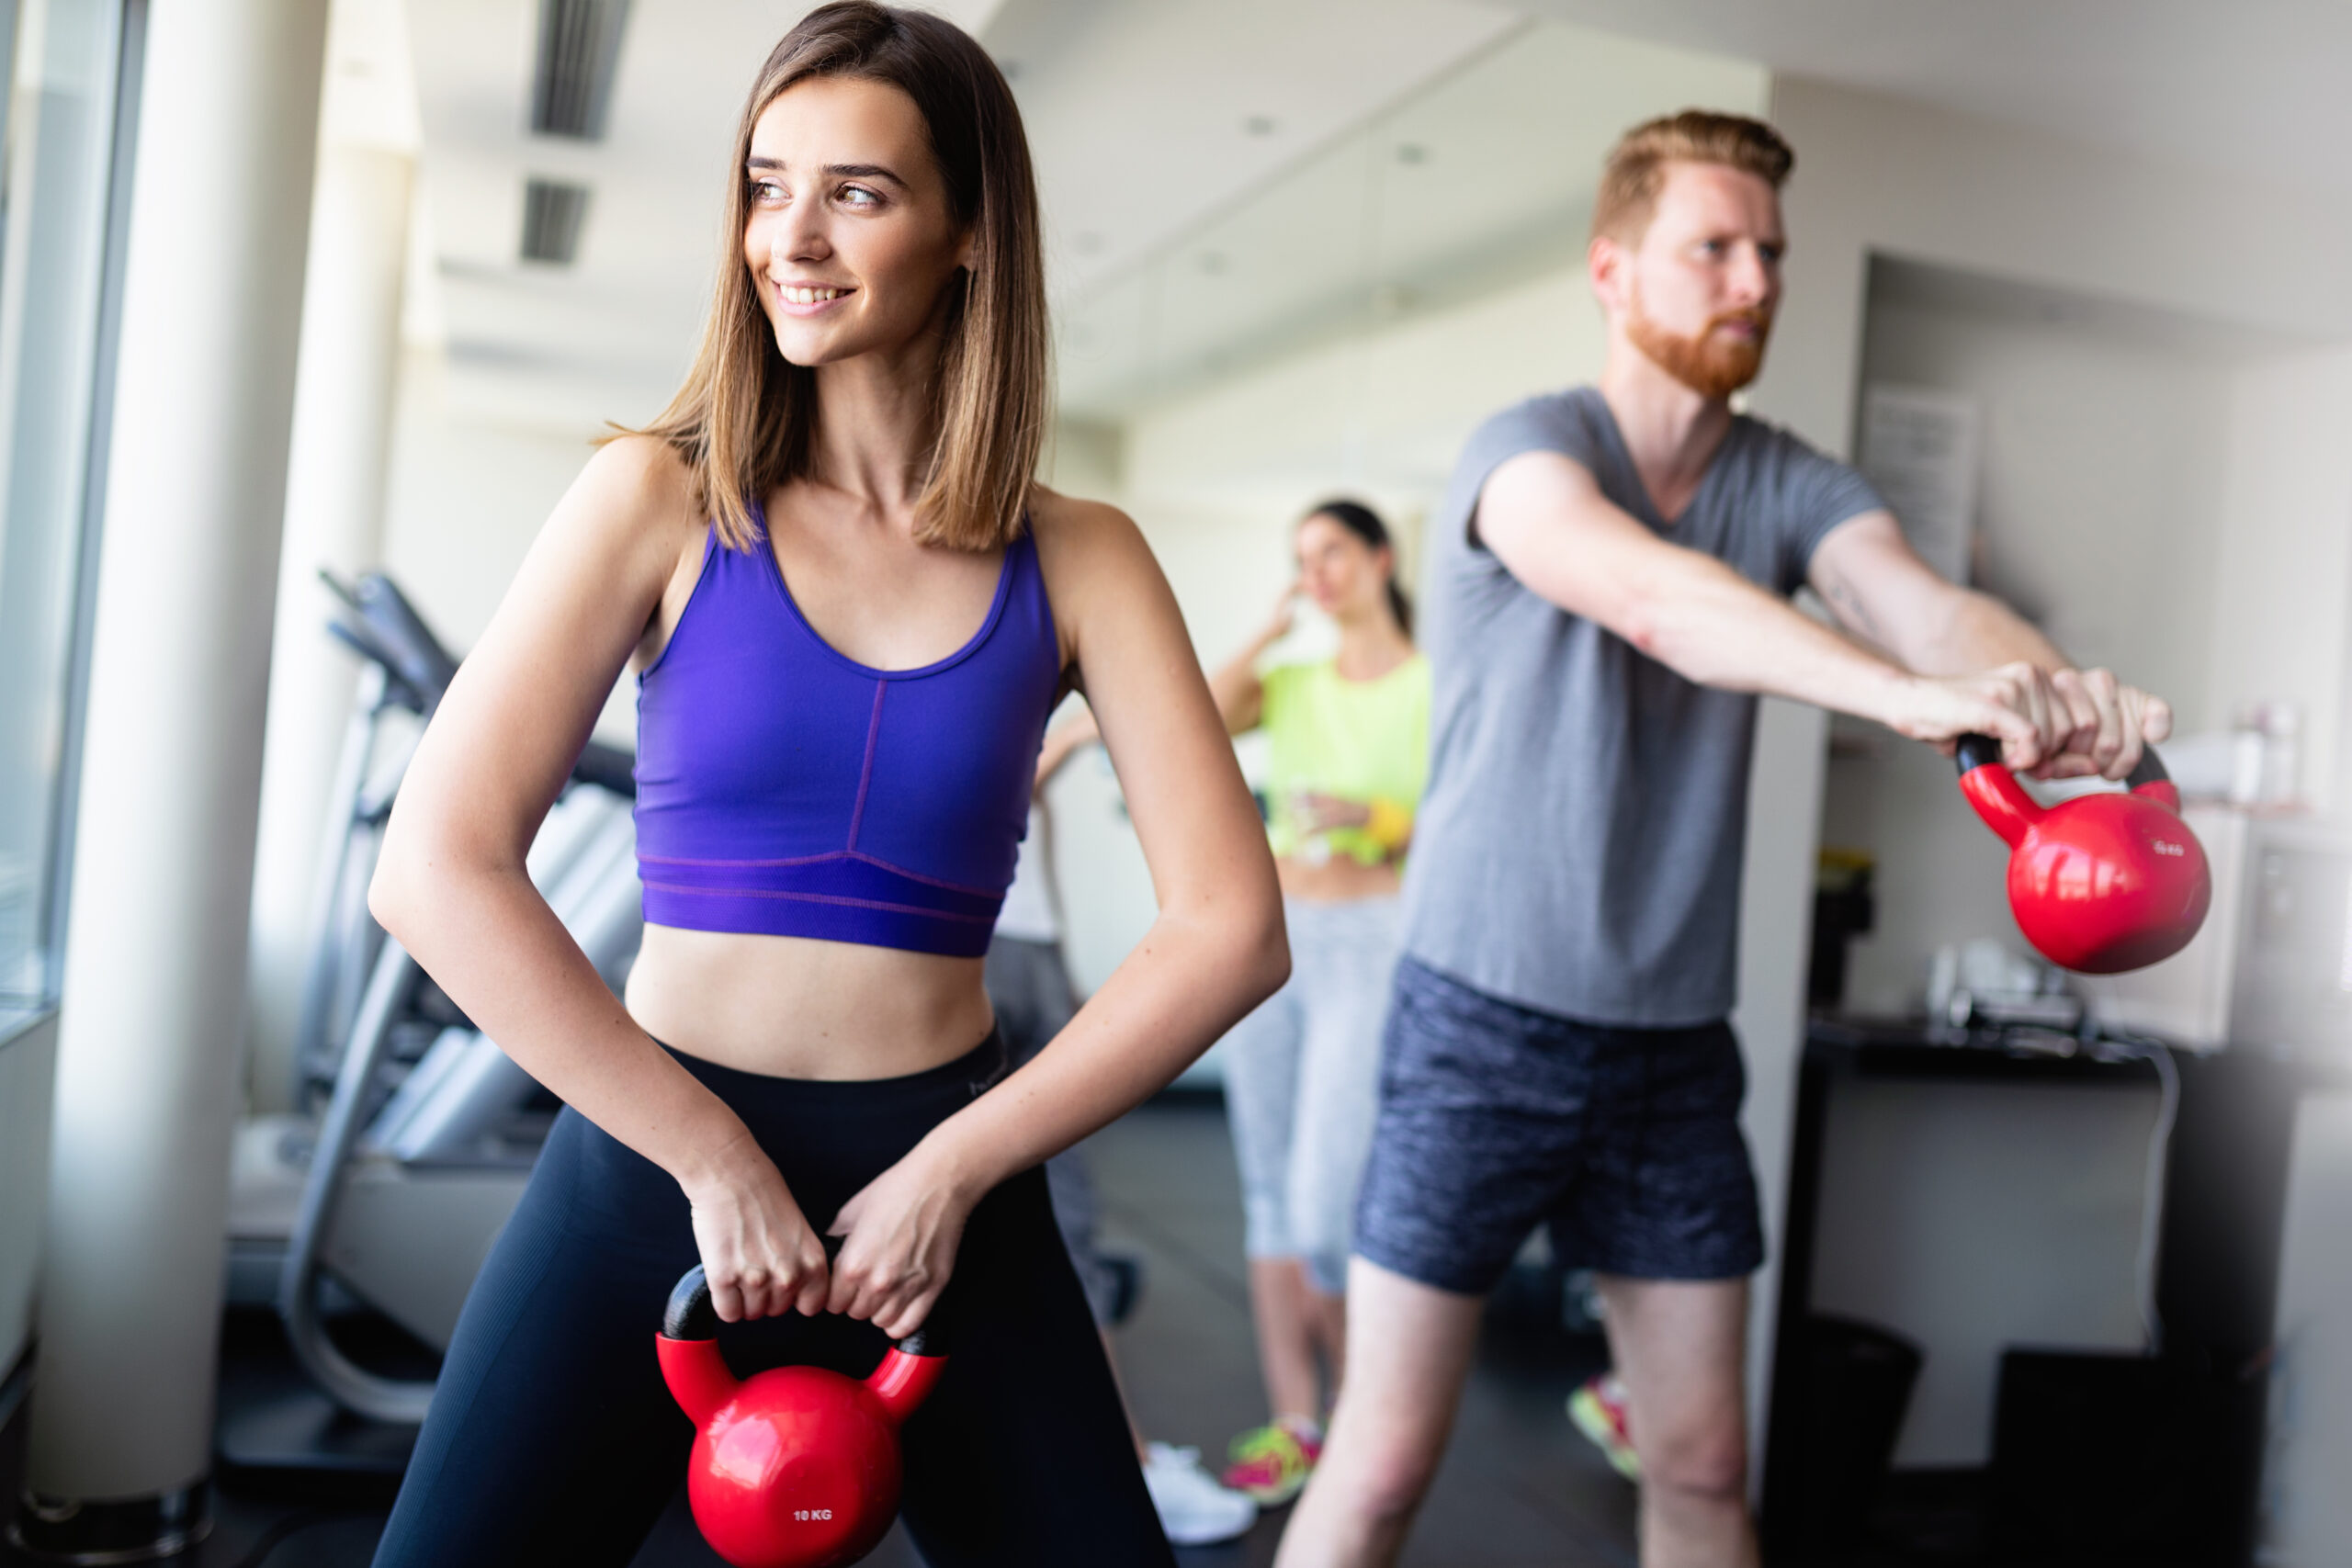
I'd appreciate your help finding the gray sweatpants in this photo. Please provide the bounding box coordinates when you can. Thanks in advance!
[1221,896,1402,1294]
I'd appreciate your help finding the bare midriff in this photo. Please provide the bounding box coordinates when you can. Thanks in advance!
[1274,854,1400,904]
[625,924,994,1081]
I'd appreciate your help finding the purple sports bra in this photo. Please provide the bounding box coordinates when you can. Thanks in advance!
[633,505,1061,958]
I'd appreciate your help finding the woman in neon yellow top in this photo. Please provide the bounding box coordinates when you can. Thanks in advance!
[1205,500,1429,1504]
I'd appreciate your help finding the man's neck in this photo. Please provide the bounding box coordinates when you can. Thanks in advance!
[1596,343,1736,524]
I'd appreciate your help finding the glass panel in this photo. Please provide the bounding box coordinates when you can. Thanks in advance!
[0,0,131,1018]
[1053,18,1769,420]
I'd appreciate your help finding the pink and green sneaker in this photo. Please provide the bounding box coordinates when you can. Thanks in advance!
[1219,1415,1323,1506]
[1568,1371,1641,1481]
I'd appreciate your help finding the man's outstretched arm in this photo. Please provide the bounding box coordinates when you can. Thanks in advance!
[1478,449,2088,773]
[1806,511,2170,779]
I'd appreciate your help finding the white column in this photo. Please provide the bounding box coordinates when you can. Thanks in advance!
[1735,695,1830,1482]
[244,143,413,1113]
[26,0,329,1537]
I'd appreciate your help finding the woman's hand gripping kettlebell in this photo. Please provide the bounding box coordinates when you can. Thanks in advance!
[825,1136,979,1342]
[682,1127,832,1322]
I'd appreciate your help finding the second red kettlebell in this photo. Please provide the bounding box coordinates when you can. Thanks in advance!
[1952,733,2211,975]
[656,1265,947,1568]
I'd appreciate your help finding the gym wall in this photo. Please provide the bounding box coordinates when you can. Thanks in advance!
[375,346,639,748]
[1759,74,2352,1510]
[1770,79,2352,1014]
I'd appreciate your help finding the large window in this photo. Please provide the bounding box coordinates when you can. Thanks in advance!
[0,0,139,1029]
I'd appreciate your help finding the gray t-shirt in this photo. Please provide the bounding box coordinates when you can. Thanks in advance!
[1398,386,1883,1026]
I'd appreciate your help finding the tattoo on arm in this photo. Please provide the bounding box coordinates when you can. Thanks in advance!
[1822,568,1883,645]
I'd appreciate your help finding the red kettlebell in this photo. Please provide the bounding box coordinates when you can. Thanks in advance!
[1952,733,2211,974]
[656,1265,946,1568]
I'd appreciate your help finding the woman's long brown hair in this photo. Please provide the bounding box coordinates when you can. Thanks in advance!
[624,2,1046,553]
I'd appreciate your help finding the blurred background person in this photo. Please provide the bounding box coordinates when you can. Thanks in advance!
[1204,500,1429,1506]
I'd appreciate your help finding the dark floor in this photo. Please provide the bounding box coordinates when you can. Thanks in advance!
[0,1096,1634,1567]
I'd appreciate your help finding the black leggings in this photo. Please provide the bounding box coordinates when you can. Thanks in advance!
[370,1034,1171,1567]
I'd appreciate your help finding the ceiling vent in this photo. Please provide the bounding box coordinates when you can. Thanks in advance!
[520,178,591,265]
[530,0,629,140]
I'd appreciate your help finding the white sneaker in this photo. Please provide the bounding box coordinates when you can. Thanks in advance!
[1143,1441,1259,1545]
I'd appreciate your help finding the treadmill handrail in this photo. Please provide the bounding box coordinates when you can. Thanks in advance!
[277,939,437,1424]
[571,739,637,798]
[323,620,432,715]
[352,572,458,708]
[320,567,637,796]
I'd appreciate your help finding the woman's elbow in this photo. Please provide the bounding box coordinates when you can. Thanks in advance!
[367,814,464,947]
[1256,935,1293,1006]
[1233,890,1291,1008]
[366,836,424,946]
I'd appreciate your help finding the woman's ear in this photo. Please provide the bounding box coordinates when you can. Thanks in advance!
[956,224,978,272]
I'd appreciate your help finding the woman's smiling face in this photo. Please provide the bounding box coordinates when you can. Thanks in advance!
[741,74,972,368]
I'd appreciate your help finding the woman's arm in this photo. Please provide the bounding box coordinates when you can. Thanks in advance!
[1033,705,1099,794]
[368,437,829,1323]
[826,490,1289,1337]
[1206,587,1296,735]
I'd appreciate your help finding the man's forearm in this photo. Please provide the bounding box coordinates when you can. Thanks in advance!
[1905,589,2070,677]
[1636,554,1919,728]
[1645,575,2068,756]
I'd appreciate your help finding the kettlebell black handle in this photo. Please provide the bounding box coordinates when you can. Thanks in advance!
[1952,732,2168,792]
[661,1263,948,1357]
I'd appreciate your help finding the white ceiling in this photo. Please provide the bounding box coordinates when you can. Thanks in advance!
[986,0,1521,302]
[394,0,1532,431]
[1054,19,1767,416]
[384,0,2352,434]
[1520,0,2352,199]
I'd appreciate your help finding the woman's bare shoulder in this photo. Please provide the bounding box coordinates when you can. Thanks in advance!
[1028,484,1150,575]
[567,434,704,555]
[1026,485,1182,672]
[470,434,708,672]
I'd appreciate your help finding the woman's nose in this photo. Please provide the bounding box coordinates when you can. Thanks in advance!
[776,207,831,265]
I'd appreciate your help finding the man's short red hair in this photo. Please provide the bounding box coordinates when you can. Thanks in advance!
[1592,110,1794,244]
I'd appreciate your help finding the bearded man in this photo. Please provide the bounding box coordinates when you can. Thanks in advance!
[1273,112,2173,1568]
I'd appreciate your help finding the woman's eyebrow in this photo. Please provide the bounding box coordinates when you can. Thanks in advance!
[743,155,908,190]
[825,162,907,187]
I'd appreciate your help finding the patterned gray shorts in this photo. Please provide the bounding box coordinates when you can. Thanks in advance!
[1354,956,1764,1295]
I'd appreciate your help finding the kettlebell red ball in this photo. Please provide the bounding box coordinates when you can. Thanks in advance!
[1952,734,2211,975]
[656,1266,947,1568]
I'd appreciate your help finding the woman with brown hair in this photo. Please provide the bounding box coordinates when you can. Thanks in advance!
[364,7,1283,1564]
[1204,502,1428,1506]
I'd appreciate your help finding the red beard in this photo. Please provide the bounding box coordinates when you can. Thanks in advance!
[1626,298,1772,400]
